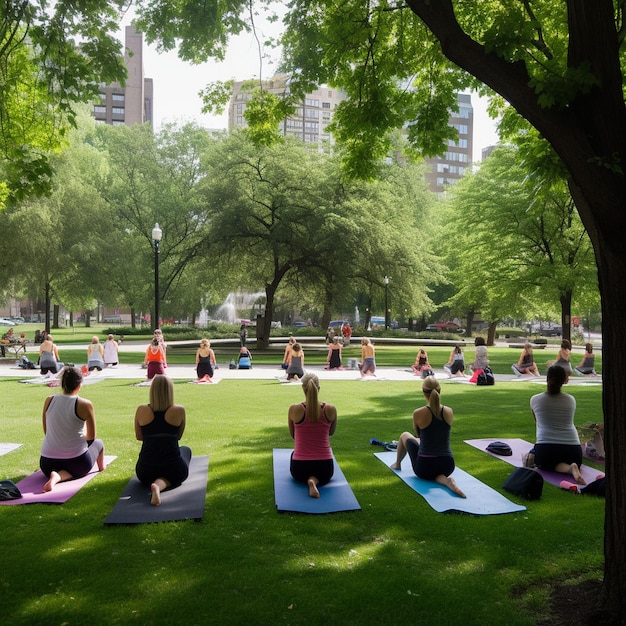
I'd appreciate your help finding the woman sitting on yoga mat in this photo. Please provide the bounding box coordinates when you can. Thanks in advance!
[288,373,337,498]
[39,367,106,492]
[530,365,585,485]
[390,376,466,498]
[134,375,192,506]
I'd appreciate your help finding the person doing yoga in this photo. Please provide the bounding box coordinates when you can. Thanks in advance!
[390,376,466,498]
[39,367,105,492]
[288,373,337,498]
[530,365,585,485]
[134,375,192,506]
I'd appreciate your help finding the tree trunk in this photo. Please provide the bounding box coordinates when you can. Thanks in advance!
[465,308,475,338]
[571,186,626,621]
[559,291,572,343]
[130,306,136,329]
[486,321,497,346]
[44,280,51,335]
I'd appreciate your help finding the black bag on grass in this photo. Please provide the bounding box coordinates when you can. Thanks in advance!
[0,479,22,501]
[503,467,543,500]
[476,366,495,386]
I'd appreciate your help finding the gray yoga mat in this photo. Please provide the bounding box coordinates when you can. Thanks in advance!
[104,455,208,525]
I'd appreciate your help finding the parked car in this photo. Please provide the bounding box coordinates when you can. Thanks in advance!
[426,321,465,334]
[540,326,562,337]
[0,318,16,326]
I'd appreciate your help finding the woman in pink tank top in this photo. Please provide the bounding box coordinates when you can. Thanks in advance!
[288,373,338,498]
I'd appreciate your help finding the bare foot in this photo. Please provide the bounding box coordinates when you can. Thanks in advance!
[571,464,586,485]
[390,462,400,470]
[443,476,467,498]
[307,478,320,498]
[43,471,61,493]
[150,483,162,506]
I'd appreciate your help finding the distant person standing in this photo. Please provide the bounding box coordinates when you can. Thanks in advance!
[239,323,249,347]
[103,334,120,367]
[341,323,352,346]
[360,337,376,377]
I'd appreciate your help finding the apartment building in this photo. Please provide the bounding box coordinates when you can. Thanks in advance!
[93,26,153,126]
[228,74,345,150]
[424,93,474,195]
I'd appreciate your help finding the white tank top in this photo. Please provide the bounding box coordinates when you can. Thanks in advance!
[40,395,88,459]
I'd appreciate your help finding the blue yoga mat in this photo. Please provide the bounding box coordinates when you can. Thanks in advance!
[273,448,361,514]
[374,451,526,515]
[104,455,209,525]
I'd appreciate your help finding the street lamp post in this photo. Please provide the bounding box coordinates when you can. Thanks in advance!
[384,275,390,330]
[152,223,162,331]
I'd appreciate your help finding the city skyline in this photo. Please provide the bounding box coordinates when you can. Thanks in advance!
[118,16,499,162]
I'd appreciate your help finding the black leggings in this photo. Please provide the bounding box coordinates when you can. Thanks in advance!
[290,453,334,486]
[406,438,455,480]
[136,446,192,488]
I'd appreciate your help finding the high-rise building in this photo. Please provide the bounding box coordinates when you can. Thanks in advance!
[424,93,473,195]
[93,26,153,126]
[228,74,345,150]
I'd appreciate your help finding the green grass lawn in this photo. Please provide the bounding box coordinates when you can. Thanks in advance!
[0,351,605,625]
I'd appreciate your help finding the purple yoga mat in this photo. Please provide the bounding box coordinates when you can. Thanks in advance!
[0,455,116,505]
[464,438,603,487]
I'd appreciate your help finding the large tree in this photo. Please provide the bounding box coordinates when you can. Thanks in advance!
[442,145,597,343]
[0,1,127,206]
[201,133,435,343]
[135,1,626,617]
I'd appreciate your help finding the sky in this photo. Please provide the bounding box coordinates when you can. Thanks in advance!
[119,16,500,163]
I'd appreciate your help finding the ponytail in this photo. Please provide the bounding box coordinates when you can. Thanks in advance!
[301,373,321,422]
[422,375,442,416]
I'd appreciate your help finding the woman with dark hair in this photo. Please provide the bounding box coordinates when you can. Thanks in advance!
[575,343,598,376]
[470,336,489,372]
[143,337,166,380]
[286,343,304,380]
[552,339,573,374]
[134,375,192,506]
[39,367,105,492]
[390,376,466,497]
[443,345,467,378]
[530,365,585,484]
[288,373,337,498]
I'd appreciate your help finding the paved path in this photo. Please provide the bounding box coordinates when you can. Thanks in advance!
[0,359,602,386]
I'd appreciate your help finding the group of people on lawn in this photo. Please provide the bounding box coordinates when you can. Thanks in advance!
[38,333,591,505]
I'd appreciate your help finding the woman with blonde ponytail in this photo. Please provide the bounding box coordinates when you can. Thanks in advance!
[391,376,465,498]
[288,373,338,498]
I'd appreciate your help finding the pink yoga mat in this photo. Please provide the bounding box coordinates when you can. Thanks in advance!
[0,455,116,505]
[464,438,602,487]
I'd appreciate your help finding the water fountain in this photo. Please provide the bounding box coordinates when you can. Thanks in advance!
[215,291,266,324]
